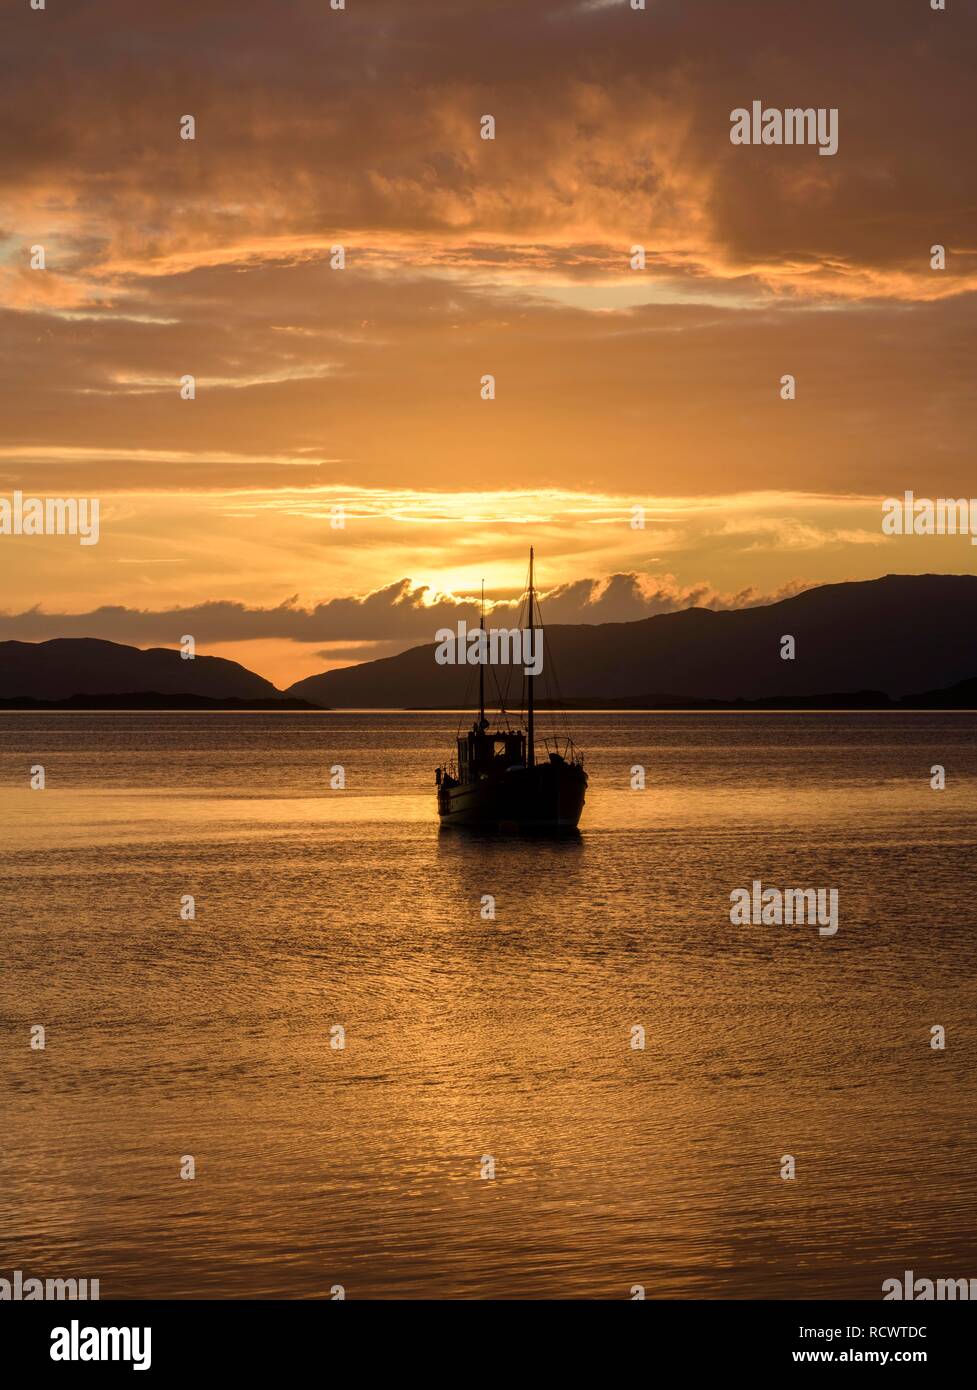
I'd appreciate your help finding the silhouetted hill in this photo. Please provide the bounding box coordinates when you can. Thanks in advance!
[0,693,316,710]
[904,674,977,708]
[0,638,280,701]
[285,575,977,707]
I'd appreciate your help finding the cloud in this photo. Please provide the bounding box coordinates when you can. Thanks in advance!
[1,274,975,502]
[0,571,815,648]
[2,0,975,307]
[716,516,887,551]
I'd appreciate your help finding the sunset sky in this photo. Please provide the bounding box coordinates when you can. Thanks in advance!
[1,0,974,688]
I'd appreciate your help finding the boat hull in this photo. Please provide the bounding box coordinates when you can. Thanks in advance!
[438,759,587,830]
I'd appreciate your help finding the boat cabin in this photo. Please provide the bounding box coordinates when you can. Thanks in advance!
[457,718,527,779]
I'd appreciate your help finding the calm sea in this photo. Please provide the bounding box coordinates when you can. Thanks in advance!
[2,711,976,1299]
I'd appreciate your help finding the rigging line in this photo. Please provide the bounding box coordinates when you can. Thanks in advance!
[494,569,529,719]
[535,597,574,751]
[455,634,481,738]
[523,551,558,749]
[489,659,512,727]
[516,551,532,728]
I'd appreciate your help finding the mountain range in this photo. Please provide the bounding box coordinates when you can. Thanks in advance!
[2,575,976,709]
[286,574,977,707]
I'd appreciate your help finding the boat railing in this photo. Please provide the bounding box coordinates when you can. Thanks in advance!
[542,734,582,764]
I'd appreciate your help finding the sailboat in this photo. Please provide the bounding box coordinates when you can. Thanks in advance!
[435,549,588,830]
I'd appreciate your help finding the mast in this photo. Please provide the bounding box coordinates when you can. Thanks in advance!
[478,578,485,728]
[526,547,535,766]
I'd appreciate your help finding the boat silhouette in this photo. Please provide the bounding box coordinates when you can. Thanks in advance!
[435,549,588,830]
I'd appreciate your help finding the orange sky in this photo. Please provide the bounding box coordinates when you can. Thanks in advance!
[1,0,975,688]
